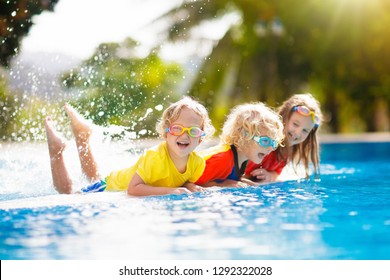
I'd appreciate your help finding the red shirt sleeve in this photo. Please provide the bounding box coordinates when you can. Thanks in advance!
[196,147,234,185]
[245,151,286,176]
[244,161,261,176]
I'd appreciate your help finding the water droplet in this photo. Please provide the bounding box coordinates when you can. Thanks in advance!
[155,105,163,111]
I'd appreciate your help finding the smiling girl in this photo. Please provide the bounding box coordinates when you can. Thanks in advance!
[245,93,323,182]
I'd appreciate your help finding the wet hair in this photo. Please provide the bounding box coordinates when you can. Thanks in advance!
[277,93,323,178]
[156,96,215,139]
[220,102,284,150]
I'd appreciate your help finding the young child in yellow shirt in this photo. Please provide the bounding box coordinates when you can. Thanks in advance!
[44,96,215,196]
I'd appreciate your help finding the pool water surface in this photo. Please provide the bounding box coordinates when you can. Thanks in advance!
[0,141,389,260]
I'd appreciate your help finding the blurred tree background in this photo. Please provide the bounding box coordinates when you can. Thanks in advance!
[0,0,59,67]
[158,0,390,133]
[1,0,59,140]
[1,0,390,141]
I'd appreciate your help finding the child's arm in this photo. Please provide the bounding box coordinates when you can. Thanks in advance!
[183,182,204,192]
[127,173,192,196]
[240,177,260,186]
[200,179,246,188]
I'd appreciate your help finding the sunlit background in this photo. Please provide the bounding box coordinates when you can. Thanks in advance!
[1,0,390,141]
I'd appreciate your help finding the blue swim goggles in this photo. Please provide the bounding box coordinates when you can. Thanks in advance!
[252,135,279,150]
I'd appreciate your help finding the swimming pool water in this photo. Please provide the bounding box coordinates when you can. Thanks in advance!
[0,141,389,260]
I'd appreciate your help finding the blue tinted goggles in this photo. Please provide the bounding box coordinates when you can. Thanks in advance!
[252,135,278,150]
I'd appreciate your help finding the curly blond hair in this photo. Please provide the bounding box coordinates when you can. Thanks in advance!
[156,96,215,139]
[220,102,284,150]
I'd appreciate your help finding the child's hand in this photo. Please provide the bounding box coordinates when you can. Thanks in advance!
[240,177,258,186]
[183,182,204,193]
[250,168,278,182]
[171,187,193,195]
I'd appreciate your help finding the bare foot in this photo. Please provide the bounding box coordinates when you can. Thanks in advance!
[44,116,66,160]
[64,103,93,141]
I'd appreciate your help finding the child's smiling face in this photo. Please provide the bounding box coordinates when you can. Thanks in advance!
[165,107,203,160]
[285,112,316,146]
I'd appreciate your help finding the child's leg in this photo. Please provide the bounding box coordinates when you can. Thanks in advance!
[64,104,101,183]
[44,117,73,194]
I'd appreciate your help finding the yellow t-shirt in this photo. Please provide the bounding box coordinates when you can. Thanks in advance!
[105,142,205,191]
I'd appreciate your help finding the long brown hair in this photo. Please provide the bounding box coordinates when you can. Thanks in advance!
[276,93,322,178]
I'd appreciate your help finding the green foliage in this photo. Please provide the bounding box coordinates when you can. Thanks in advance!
[0,73,64,141]
[13,98,65,141]
[1,38,184,141]
[62,40,184,138]
[0,0,59,67]
[0,74,20,140]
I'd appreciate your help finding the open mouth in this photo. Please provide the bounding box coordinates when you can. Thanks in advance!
[257,152,266,161]
[177,141,190,148]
